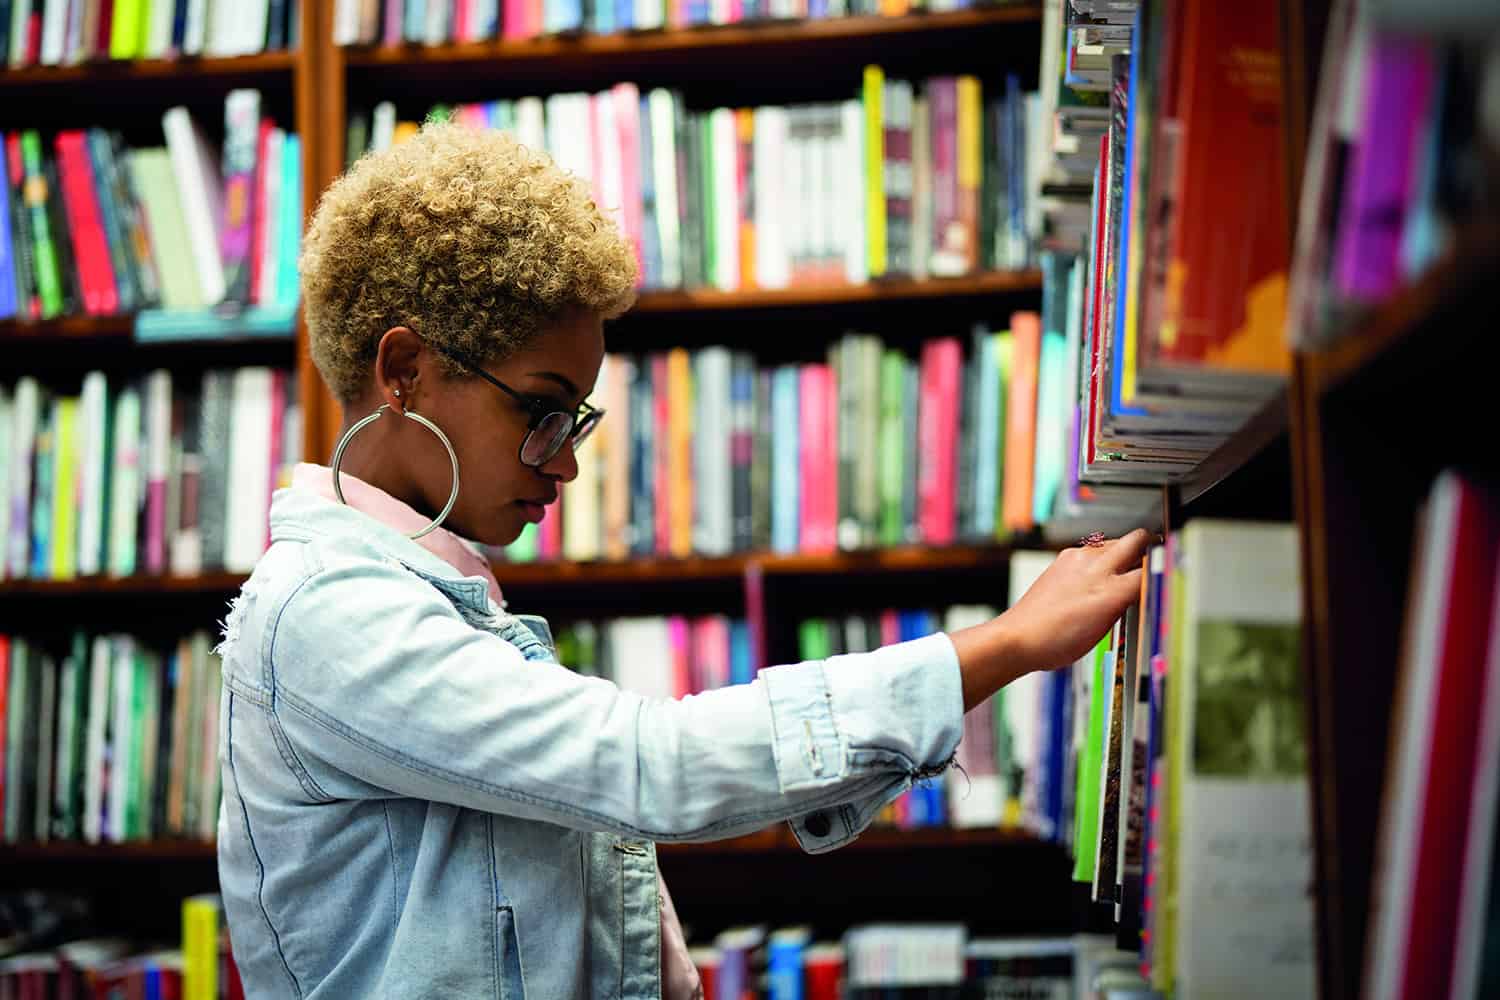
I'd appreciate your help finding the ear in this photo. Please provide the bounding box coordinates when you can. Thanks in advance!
[373,327,426,412]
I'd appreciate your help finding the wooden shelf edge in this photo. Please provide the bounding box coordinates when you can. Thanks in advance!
[1176,385,1290,508]
[344,7,1041,69]
[0,827,1043,863]
[0,315,135,341]
[0,51,296,87]
[629,271,1043,314]
[0,573,248,597]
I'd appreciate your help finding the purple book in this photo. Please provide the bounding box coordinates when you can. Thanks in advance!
[1332,34,1437,302]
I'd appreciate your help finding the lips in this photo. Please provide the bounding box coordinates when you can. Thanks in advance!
[515,493,557,524]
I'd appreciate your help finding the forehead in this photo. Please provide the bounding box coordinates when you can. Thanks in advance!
[494,311,606,394]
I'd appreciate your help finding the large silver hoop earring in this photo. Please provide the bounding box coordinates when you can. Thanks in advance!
[329,403,461,540]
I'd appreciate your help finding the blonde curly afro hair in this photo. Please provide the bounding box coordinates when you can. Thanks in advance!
[301,120,639,403]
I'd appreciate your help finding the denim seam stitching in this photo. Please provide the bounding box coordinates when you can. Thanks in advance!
[381,801,400,937]
[226,693,306,999]
[262,568,335,803]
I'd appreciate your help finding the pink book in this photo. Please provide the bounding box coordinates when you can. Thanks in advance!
[612,83,645,280]
[918,338,960,545]
[454,0,471,40]
[669,617,692,698]
[249,121,274,305]
[705,616,730,690]
[144,374,172,576]
[652,355,671,556]
[587,94,607,226]
[539,493,562,560]
[383,0,404,45]
[927,78,963,276]
[799,365,836,554]
[879,609,900,648]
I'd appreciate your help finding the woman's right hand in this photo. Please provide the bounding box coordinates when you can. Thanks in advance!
[950,529,1153,710]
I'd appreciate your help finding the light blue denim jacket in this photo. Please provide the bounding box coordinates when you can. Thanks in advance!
[215,487,965,998]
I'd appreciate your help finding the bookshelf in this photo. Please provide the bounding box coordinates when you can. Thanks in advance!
[0,51,297,89]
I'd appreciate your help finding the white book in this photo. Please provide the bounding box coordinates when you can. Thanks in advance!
[162,107,227,305]
[514,97,546,155]
[839,100,867,284]
[647,91,681,289]
[209,0,267,56]
[1007,550,1055,832]
[197,651,224,840]
[692,348,733,556]
[1174,521,1312,999]
[424,0,448,45]
[183,0,209,54]
[710,108,738,291]
[77,372,108,577]
[816,110,839,276]
[371,101,397,153]
[40,0,68,65]
[223,367,274,572]
[147,0,178,57]
[634,0,663,30]
[6,377,40,579]
[784,111,806,283]
[752,107,788,290]
[256,128,285,305]
[334,0,364,45]
[593,90,624,236]
[9,0,30,65]
[63,0,87,63]
[0,386,10,581]
[107,386,143,578]
[471,0,500,38]
[107,636,135,843]
[607,618,674,700]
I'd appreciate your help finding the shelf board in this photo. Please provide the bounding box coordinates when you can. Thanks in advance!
[0,826,1037,863]
[0,51,296,89]
[0,573,248,597]
[0,315,135,340]
[630,270,1043,314]
[343,8,1040,78]
[1175,385,1290,508]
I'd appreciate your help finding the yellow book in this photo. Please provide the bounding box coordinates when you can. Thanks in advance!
[1153,555,1188,996]
[736,108,756,290]
[50,397,78,581]
[110,0,146,60]
[956,75,982,274]
[863,65,886,279]
[182,894,221,1000]
[667,347,693,558]
[392,121,421,145]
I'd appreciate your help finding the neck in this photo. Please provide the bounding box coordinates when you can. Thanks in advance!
[333,406,437,521]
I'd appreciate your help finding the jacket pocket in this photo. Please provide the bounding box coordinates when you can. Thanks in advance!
[496,904,526,1000]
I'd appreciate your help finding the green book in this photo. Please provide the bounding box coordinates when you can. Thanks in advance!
[50,396,79,581]
[1071,635,1109,883]
[855,336,882,547]
[128,148,204,309]
[108,385,143,577]
[504,522,539,563]
[797,620,833,662]
[993,333,1013,542]
[877,349,906,546]
[110,0,147,58]
[52,633,90,840]
[20,131,63,320]
[699,115,716,289]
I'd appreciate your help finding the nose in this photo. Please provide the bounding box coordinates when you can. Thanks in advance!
[538,437,579,483]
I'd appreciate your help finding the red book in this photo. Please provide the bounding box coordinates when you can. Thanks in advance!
[652,354,671,556]
[879,609,900,648]
[1393,475,1500,999]
[1002,311,1041,533]
[95,0,113,57]
[249,121,275,306]
[668,616,691,698]
[54,131,119,316]
[917,337,960,545]
[1085,133,1110,469]
[23,7,41,65]
[798,364,836,554]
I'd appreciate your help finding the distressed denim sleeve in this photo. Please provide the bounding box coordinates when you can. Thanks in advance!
[262,554,964,849]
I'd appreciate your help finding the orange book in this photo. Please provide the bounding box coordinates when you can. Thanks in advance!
[1002,311,1041,533]
[667,348,694,558]
[736,108,756,290]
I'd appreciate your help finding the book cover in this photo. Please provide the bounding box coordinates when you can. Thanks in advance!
[863,65,885,278]
[76,371,108,577]
[666,348,693,558]
[20,130,63,319]
[1001,311,1040,533]
[218,90,259,306]
[6,133,40,319]
[628,359,654,558]
[770,365,799,554]
[129,147,203,309]
[799,364,836,554]
[161,106,226,306]
[600,354,632,561]
[876,349,904,547]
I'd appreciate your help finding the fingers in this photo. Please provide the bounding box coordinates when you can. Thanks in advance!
[1102,528,1153,574]
[1112,567,1145,609]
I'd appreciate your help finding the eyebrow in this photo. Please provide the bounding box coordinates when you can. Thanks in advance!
[528,371,581,398]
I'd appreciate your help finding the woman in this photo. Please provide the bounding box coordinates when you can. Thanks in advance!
[215,122,1148,999]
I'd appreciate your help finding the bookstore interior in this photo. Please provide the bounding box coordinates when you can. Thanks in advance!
[0,0,1496,997]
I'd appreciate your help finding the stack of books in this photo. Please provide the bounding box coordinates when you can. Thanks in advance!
[2,0,296,67]
[500,319,1068,564]
[0,629,224,846]
[350,65,1037,291]
[0,90,303,340]
[334,0,1026,46]
[0,368,301,582]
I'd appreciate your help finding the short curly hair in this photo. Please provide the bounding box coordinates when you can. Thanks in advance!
[300,121,639,403]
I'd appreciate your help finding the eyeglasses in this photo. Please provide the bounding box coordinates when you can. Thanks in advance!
[429,343,604,468]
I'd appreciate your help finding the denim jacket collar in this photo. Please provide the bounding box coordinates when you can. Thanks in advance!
[268,485,493,616]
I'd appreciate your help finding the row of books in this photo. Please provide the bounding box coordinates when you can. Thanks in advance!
[0,368,301,583]
[1285,8,1489,349]
[333,0,1013,47]
[1363,470,1500,1000]
[351,66,1037,291]
[0,93,304,336]
[0,892,243,1000]
[995,522,1314,997]
[688,929,1149,999]
[498,321,1061,563]
[0,630,224,846]
[3,0,296,67]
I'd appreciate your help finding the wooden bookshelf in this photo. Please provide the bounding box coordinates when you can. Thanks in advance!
[0,573,248,597]
[0,315,136,340]
[0,51,296,89]
[631,270,1043,313]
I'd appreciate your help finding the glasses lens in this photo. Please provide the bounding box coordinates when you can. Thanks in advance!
[572,410,602,447]
[521,411,574,467]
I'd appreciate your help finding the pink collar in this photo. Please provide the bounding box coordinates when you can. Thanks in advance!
[291,463,505,608]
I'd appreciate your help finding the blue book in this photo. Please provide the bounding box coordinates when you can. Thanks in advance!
[729,620,752,686]
[591,0,614,36]
[144,964,162,1000]
[546,0,583,34]
[638,96,661,289]
[685,0,708,26]
[0,137,15,320]
[629,362,655,556]
[767,927,809,1000]
[134,303,298,343]
[1044,668,1070,840]
[405,0,426,42]
[1032,332,1068,523]
[1108,11,1149,427]
[30,400,55,579]
[278,134,303,308]
[770,366,800,554]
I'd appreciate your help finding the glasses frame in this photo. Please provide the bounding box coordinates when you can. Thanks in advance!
[429,342,604,469]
